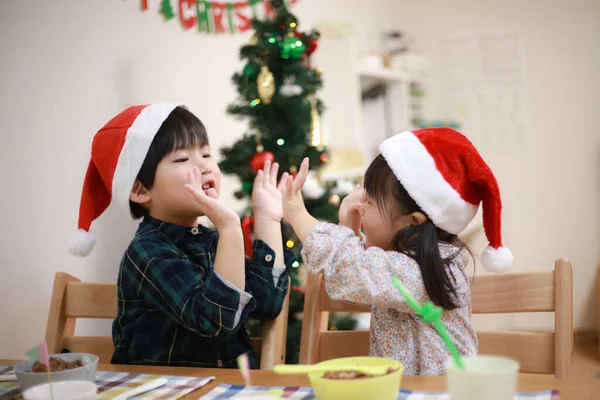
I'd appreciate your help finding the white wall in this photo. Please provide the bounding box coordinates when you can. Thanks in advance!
[389,0,600,333]
[0,0,396,358]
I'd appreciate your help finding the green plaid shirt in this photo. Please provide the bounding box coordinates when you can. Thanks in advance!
[111,216,293,369]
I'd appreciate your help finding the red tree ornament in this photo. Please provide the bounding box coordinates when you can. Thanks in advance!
[295,31,318,55]
[241,217,254,257]
[249,151,275,172]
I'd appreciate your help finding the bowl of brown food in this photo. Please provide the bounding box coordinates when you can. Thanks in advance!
[13,353,98,391]
[309,356,403,400]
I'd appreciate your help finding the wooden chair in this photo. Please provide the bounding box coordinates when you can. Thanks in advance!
[45,272,290,369]
[299,259,573,378]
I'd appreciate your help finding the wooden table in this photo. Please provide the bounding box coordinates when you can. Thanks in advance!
[2,359,598,399]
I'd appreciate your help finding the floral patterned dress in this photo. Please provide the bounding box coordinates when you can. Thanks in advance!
[301,222,478,375]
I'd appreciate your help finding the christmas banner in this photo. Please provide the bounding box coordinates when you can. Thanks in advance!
[142,0,299,34]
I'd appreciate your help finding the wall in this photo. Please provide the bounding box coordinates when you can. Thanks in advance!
[389,0,600,332]
[0,0,395,358]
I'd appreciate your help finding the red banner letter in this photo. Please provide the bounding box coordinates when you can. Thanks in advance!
[178,0,196,29]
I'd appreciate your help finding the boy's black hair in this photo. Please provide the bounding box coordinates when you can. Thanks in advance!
[364,154,470,310]
[129,107,209,219]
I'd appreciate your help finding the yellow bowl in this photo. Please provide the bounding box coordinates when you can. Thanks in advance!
[308,357,403,400]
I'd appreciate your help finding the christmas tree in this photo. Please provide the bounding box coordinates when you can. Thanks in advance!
[219,0,357,363]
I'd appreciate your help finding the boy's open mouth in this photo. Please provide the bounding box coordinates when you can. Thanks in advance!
[201,179,215,196]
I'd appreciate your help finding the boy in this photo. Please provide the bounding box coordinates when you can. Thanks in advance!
[69,104,293,368]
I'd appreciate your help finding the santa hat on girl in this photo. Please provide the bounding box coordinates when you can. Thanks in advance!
[380,127,513,273]
[68,103,182,257]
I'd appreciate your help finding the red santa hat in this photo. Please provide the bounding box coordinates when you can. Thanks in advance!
[379,127,513,273]
[68,103,182,257]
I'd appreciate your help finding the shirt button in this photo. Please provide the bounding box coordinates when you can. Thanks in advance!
[265,254,273,262]
[217,359,223,367]
[190,227,200,235]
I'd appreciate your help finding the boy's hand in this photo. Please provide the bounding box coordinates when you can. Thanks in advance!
[338,185,366,236]
[252,160,288,223]
[283,158,309,223]
[185,168,240,230]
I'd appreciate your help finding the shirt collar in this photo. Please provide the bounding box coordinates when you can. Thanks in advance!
[137,215,210,242]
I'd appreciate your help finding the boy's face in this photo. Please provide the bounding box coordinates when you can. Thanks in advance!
[134,144,221,225]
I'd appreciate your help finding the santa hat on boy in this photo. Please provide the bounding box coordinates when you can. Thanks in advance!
[68,103,182,257]
[380,128,513,273]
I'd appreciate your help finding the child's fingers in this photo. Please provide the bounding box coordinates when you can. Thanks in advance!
[194,167,203,188]
[270,162,279,186]
[185,183,206,203]
[277,172,289,192]
[285,175,294,199]
[263,160,271,187]
[254,169,264,187]
[292,158,309,194]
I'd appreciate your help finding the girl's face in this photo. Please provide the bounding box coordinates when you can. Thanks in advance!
[359,195,414,250]
[360,193,427,250]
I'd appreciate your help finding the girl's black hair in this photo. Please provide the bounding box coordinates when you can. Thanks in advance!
[130,107,209,219]
[364,154,469,310]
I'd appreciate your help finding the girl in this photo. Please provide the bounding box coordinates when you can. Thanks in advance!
[283,127,513,375]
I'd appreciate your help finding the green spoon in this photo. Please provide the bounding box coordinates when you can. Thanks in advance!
[274,364,391,376]
[391,276,465,369]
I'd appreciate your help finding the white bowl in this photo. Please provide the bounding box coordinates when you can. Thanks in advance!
[22,380,97,400]
[13,353,98,391]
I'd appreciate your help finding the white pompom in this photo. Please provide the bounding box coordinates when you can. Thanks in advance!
[481,246,513,273]
[68,229,97,257]
[302,172,326,199]
[332,180,356,195]
[279,83,303,97]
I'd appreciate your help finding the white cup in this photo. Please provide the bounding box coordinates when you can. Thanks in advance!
[22,380,98,400]
[445,355,519,400]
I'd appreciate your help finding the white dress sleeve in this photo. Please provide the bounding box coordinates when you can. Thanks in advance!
[301,222,432,314]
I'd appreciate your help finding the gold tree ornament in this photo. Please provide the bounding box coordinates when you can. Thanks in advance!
[257,66,275,104]
[248,35,259,45]
[328,194,341,207]
[308,96,322,149]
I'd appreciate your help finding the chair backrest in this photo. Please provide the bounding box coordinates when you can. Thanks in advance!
[298,259,573,378]
[45,272,289,369]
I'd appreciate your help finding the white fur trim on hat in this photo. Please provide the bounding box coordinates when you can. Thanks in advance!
[68,229,97,257]
[380,131,479,234]
[112,103,180,208]
[481,246,514,273]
